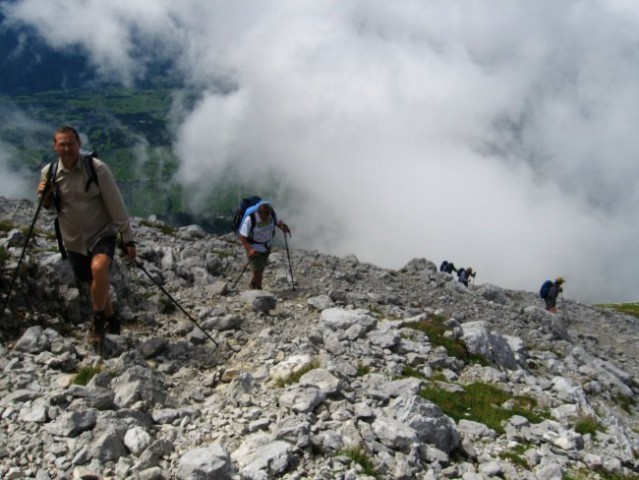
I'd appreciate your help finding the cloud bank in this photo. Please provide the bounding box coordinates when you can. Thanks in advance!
[0,141,30,198]
[3,0,639,303]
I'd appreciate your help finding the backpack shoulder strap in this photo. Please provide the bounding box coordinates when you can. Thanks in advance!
[248,212,256,240]
[83,154,99,192]
[46,159,67,259]
[47,159,58,185]
[47,160,60,211]
[248,210,279,245]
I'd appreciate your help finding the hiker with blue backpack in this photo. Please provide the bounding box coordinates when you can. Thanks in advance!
[37,126,136,352]
[235,198,290,290]
[539,277,565,312]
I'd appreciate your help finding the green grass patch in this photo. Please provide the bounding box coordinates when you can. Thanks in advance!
[275,359,321,387]
[430,371,448,382]
[356,362,371,377]
[339,448,379,479]
[0,220,16,232]
[596,303,639,319]
[498,443,531,468]
[563,467,639,480]
[420,382,549,434]
[590,467,639,480]
[401,365,426,379]
[563,468,599,480]
[616,394,636,414]
[574,416,606,436]
[404,314,489,365]
[73,365,104,386]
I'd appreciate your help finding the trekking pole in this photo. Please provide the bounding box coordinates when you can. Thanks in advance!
[113,257,132,305]
[560,293,570,322]
[0,193,46,322]
[283,233,295,291]
[232,261,250,290]
[133,259,219,349]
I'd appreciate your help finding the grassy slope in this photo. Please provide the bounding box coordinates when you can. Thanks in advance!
[595,303,639,319]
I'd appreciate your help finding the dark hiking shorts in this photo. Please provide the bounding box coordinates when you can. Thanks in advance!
[250,250,270,273]
[67,235,116,284]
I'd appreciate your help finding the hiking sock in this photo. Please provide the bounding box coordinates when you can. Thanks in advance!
[106,315,121,335]
[89,311,106,340]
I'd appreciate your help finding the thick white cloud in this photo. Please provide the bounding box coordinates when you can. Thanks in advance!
[4,0,639,302]
[0,142,31,199]
[0,106,51,199]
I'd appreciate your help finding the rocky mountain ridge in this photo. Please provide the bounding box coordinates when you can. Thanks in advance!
[0,195,638,480]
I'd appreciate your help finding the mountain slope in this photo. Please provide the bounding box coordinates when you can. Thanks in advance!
[0,196,638,479]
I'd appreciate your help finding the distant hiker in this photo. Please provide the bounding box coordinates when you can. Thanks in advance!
[457,267,476,287]
[238,200,290,290]
[540,277,565,313]
[37,126,136,350]
[440,260,457,274]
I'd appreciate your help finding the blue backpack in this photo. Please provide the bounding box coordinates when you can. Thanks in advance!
[231,196,262,234]
[231,196,277,241]
[539,280,553,299]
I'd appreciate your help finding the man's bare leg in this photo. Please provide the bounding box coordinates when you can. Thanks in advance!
[91,253,112,315]
[88,253,113,354]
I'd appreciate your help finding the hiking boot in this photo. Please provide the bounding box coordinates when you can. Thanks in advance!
[249,280,262,290]
[106,315,121,335]
[88,311,106,352]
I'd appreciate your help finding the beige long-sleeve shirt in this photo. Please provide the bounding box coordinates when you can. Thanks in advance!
[40,156,134,255]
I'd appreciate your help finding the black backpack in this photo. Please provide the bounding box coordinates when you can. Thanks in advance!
[46,153,99,258]
[231,195,262,235]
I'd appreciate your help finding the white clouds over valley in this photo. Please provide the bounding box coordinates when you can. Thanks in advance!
[2,0,639,302]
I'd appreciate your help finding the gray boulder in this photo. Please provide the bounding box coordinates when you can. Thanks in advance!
[460,321,518,369]
[177,444,231,480]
